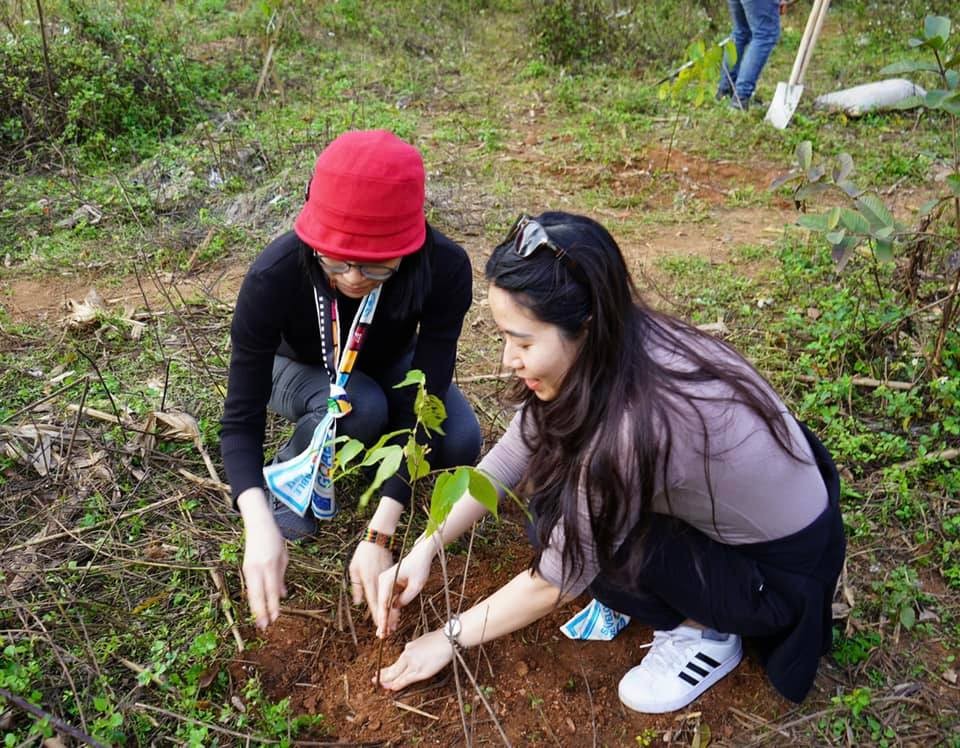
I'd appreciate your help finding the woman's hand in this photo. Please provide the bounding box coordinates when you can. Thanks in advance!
[348,540,394,614]
[374,539,436,638]
[237,487,288,630]
[376,630,453,691]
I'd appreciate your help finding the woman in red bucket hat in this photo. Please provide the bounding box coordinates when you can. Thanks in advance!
[220,130,481,630]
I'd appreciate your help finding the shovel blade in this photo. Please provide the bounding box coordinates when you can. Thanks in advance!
[765,82,804,130]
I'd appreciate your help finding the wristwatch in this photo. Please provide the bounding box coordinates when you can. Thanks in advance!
[442,616,462,646]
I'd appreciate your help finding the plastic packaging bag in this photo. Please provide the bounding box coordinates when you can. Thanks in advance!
[813,78,927,117]
[560,599,631,641]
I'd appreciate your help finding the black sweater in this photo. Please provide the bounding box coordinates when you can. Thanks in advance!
[220,228,473,506]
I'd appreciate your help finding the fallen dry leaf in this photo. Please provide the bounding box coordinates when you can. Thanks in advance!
[63,288,105,329]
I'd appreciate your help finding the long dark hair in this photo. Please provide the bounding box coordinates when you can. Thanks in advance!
[299,223,434,319]
[484,212,805,591]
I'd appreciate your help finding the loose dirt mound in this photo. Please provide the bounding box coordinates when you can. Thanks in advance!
[230,535,792,745]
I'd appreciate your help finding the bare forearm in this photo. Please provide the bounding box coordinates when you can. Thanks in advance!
[369,495,404,533]
[453,570,569,648]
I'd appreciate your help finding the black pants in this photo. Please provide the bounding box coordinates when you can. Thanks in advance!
[583,422,845,702]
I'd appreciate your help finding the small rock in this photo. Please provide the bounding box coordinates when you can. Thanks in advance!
[368,720,381,731]
[564,717,576,734]
[807,307,821,319]
[515,660,529,677]
[942,668,958,685]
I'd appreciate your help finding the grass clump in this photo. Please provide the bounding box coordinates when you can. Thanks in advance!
[0,0,233,169]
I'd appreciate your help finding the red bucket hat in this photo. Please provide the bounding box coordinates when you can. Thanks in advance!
[294,130,426,261]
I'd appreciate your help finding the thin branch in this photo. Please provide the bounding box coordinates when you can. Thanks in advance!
[1,494,185,554]
[0,687,106,748]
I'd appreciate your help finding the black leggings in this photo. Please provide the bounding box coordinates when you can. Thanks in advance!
[589,423,843,641]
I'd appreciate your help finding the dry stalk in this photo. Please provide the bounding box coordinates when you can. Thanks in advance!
[0,687,105,748]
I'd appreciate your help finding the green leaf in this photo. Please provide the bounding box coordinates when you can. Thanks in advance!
[873,224,895,240]
[832,236,861,272]
[946,70,959,89]
[923,15,950,45]
[919,197,944,216]
[357,445,403,509]
[855,194,895,229]
[891,95,925,110]
[946,173,960,197]
[825,228,846,245]
[838,208,871,234]
[924,89,951,109]
[899,604,916,630]
[360,444,403,469]
[417,392,447,435]
[873,239,895,262]
[426,467,471,535]
[393,369,425,389]
[825,206,842,230]
[796,140,812,172]
[796,213,830,231]
[769,170,800,191]
[404,438,431,481]
[833,153,854,182]
[794,181,832,201]
[358,430,407,459]
[879,60,941,75]
[467,468,499,518]
[807,164,826,183]
[943,93,960,116]
[835,179,863,198]
[334,438,365,471]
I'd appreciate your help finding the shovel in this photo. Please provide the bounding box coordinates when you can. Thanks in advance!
[765,0,831,129]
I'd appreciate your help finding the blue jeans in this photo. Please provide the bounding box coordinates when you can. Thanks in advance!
[268,352,482,470]
[718,0,781,103]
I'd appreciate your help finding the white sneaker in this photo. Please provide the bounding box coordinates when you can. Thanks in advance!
[618,625,743,714]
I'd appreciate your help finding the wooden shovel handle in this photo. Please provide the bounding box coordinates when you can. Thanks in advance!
[788,0,827,86]
[795,0,831,86]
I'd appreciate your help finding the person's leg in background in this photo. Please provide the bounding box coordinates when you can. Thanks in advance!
[731,0,782,108]
[430,383,483,469]
[376,349,482,471]
[718,0,752,99]
[268,355,388,462]
[266,355,389,538]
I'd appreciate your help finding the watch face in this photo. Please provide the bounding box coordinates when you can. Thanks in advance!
[443,617,461,640]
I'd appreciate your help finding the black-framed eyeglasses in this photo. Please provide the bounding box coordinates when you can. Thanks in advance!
[315,254,399,281]
[505,214,578,272]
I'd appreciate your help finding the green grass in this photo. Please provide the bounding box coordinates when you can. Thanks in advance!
[1,0,959,744]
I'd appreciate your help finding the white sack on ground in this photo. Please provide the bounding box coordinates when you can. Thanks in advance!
[814,79,927,117]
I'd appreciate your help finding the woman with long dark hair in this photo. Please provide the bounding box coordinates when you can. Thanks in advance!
[372,211,844,713]
[220,130,481,632]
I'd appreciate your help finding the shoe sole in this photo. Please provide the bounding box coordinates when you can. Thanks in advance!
[617,640,743,714]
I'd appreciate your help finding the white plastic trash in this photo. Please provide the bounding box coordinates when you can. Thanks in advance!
[813,78,927,117]
[560,599,630,641]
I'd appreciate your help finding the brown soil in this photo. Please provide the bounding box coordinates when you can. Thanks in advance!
[229,532,792,746]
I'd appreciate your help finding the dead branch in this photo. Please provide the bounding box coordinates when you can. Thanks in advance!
[796,374,915,391]
[1,494,185,554]
[0,687,105,748]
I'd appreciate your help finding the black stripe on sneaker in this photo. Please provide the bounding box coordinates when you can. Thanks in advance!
[678,671,699,686]
[686,661,709,677]
[696,652,721,668]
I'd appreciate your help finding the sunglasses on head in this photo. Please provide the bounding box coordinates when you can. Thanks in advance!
[505,214,579,272]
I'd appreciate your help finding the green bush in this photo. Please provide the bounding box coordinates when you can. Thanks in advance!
[0,1,222,167]
[531,0,725,69]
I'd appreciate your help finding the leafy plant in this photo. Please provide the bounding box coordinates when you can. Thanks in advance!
[775,14,960,372]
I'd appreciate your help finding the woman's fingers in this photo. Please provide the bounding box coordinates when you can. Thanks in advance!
[375,632,453,691]
[244,567,269,630]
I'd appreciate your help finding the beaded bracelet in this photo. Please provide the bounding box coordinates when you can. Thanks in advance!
[361,527,395,550]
